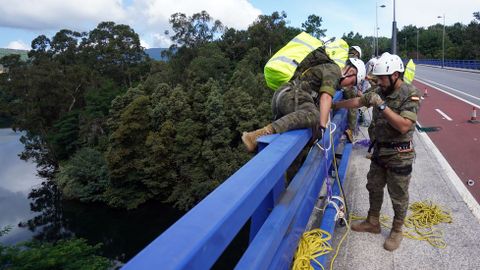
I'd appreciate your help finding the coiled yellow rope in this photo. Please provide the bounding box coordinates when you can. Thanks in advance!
[403,200,452,248]
[351,200,452,248]
[292,229,333,270]
[293,201,452,270]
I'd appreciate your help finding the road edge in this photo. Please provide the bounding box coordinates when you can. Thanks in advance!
[417,130,480,221]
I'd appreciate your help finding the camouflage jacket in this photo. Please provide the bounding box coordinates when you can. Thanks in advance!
[360,82,421,155]
[292,62,341,98]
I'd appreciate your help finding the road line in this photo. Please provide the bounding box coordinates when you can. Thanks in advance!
[434,109,453,121]
[416,77,480,109]
[418,77,480,101]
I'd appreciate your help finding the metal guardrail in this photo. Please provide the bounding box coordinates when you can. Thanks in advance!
[416,59,480,70]
[122,92,350,270]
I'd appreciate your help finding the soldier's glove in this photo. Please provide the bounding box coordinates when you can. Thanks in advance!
[368,93,384,107]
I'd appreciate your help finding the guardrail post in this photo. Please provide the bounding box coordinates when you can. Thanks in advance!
[250,135,286,242]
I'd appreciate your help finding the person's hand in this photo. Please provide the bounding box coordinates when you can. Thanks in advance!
[369,93,384,107]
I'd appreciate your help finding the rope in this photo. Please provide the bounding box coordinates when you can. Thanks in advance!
[292,229,333,270]
[293,117,350,270]
[351,200,452,248]
[403,200,452,248]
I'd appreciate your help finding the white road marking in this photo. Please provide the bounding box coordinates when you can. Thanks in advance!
[435,109,453,121]
[416,77,480,110]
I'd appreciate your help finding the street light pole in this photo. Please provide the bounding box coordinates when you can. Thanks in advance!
[437,14,445,68]
[416,29,419,62]
[391,0,397,54]
[376,3,386,56]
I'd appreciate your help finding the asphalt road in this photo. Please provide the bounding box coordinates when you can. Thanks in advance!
[415,65,480,107]
[413,66,480,204]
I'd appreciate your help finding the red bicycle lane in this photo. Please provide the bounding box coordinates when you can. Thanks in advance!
[413,80,480,203]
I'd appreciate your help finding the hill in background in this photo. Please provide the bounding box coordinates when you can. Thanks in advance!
[0,48,28,61]
[145,48,169,61]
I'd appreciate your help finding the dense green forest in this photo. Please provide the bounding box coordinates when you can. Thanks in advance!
[1,10,479,212]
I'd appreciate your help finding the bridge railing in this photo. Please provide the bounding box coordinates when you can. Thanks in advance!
[122,92,349,270]
[416,59,480,70]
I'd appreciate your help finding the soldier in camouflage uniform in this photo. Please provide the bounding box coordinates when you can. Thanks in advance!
[333,53,421,251]
[241,47,366,153]
[363,57,380,158]
[343,46,364,142]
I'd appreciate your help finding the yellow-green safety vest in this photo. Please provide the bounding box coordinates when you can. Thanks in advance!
[404,59,416,84]
[264,32,349,90]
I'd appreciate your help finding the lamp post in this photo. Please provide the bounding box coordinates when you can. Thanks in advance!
[391,0,397,54]
[416,29,419,62]
[376,3,386,56]
[437,14,445,68]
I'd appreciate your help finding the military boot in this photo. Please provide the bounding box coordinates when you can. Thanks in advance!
[242,124,275,153]
[344,129,354,143]
[351,213,381,234]
[384,219,404,251]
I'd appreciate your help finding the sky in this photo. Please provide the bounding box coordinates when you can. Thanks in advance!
[0,0,477,50]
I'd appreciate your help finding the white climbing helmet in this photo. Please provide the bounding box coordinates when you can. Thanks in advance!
[372,52,404,75]
[348,58,366,87]
[365,57,378,75]
[350,46,362,58]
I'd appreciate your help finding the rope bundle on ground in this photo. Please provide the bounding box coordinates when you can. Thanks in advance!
[403,200,452,248]
[293,201,452,270]
[292,229,333,270]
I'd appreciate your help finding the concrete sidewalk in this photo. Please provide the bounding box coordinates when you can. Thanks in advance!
[329,115,480,270]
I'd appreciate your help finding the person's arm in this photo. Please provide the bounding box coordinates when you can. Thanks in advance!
[381,108,414,134]
[334,97,363,109]
[368,92,420,134]
[315,63,341,127]
[319,93,332,128]
[383,90,420,134]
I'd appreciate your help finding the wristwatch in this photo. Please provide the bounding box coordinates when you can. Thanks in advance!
[378,103,387,111]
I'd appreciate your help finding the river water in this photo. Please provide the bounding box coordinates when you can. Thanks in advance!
[0,128,185,261]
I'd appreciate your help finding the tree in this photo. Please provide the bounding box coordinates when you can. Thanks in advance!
[56,147,109,202]
[247,11,299,61]
[105,94,153,209]
[474,11,480,21]
[302,14,327,39]
[169,11,223,48]
[186,43,231,84]
[0,238,112,269]
[80,21,149,88]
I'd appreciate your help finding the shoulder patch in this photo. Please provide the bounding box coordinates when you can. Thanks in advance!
[411,96,420,101]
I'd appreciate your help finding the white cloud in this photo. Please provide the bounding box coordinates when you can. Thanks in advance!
[126,0,261,47]
[140,39,150,49]
[152,33,172,48]
[6,40,29,50]
[0,0,127,31]
[0,0,261,48]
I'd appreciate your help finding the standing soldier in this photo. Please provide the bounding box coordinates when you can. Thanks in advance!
[343,46,364,142]
[333,52,421,251]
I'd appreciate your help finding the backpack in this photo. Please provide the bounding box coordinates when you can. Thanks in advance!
[264,32,349,90]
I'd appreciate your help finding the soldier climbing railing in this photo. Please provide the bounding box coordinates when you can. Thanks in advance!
[122,92,352,270]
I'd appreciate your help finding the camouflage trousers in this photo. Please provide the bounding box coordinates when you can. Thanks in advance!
[343,87,358,130]
[271,85,319,133]
[367,151,414,221]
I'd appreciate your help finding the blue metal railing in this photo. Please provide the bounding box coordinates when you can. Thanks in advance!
[416,59,480,70]
[122,92,350,270]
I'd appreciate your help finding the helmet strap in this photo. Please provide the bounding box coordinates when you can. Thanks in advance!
[385,74,399,96]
